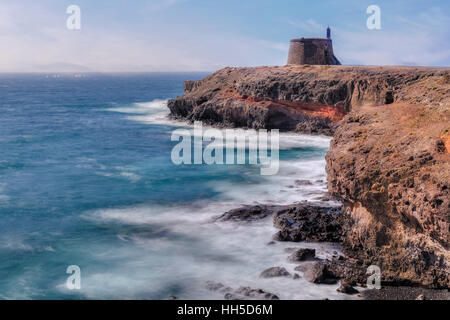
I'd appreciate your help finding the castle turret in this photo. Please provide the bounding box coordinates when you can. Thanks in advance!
[287,27,340,65]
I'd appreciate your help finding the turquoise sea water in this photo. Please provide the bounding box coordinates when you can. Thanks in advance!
[0,73,344,299]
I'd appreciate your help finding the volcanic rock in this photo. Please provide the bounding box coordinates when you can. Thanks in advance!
[272,203,343,242]
[259,267,291,278]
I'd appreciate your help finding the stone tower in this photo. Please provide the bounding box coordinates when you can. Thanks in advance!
[287,27,340,65]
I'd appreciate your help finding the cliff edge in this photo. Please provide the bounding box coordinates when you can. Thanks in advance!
[168,65,448,135]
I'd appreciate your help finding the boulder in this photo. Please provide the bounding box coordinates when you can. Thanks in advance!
[303,262,337,284]
[272,204,343,242]
[260,266,290,278]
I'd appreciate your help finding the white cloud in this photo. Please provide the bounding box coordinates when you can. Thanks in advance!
[0,1,290,72]
[257,40,289,52]
[145,0,188,12]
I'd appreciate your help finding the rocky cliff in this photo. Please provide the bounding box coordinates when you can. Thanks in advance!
[168,65,448,135]
[168,65,450,288]
[326,102,449,288]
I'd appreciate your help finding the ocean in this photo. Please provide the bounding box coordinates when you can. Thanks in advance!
[0,73,347,299]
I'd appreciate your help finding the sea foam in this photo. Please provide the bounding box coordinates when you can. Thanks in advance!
[78,129,349,300]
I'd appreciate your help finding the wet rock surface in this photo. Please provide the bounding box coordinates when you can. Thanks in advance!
[302,262,338,284]
[294,261,317,273]
[213,204,278,222]
[205,281,279,300]
[260,266,291,278]
[205,281,233,294]
[272,203,343,242]
[287,248,316,262]
[225,287,280,300]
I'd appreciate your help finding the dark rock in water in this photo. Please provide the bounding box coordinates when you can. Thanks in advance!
[337,280,359,295]
[215,203,343,243]
[224,293,243,300]
[303,262,338,284]
[213,204,278,222]
[225,287,279,300]
[293,273,300,279]
[294,179,313,186]
[267,241,276,245]
[272,204,343,242]
[224,293,240,300]
[205,281,232,293]
[206,282,278,300]
[288,248,316,262]
[313,195,333,202]
[235,287,279,300]
[206,281,224,291]
[168,296,177,300]
[284,247,297,253]
[260,266,290,278]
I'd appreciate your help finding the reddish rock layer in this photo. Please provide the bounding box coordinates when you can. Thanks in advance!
[169,65,449,135]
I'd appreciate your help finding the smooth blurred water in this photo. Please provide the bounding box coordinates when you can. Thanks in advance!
[0,73,344,300]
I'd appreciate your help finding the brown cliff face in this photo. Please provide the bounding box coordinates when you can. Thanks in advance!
[326,102,450,288]
[168,65,448,135]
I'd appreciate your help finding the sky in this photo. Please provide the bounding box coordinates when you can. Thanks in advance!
[0,0,449,72]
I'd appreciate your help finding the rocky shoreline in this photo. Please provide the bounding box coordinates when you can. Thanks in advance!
[206,202,449,300]
[168,65,450,299]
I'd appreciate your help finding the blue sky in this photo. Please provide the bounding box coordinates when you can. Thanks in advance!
[0,0,449,71]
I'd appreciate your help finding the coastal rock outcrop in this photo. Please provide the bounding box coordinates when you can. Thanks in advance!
[168,66,448,135]
[213,204,278,222]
